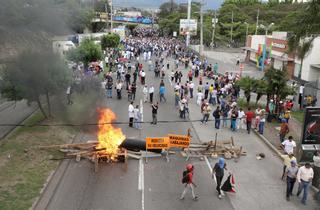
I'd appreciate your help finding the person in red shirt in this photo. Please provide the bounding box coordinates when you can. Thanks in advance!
[180,164,198,201]
[245,107,255,134]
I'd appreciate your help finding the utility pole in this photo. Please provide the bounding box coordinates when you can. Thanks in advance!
[255,8,259,35]
[230,11,233,44]
[110,0,113,31]
[186,0,191,47]
[199,0,204,56]
[211,10,217,48]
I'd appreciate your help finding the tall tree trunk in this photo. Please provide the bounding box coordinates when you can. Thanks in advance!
[46,91,52,118]
[299,58,304,78]
[36,97,47,119]
[256,93,262,105]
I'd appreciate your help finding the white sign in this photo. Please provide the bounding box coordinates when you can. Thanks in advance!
[179,19,197,36]
[173,31,177,37]
[272,42,286,49]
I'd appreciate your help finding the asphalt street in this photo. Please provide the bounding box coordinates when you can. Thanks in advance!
[0,100,37,139]
[34,55,319,210]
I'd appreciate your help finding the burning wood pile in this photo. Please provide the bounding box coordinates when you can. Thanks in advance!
[181,136,246,160]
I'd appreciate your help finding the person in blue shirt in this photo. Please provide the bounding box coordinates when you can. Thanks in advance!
[159,86,166,102]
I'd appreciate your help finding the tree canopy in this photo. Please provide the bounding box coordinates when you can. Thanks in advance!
[101,33,121,49]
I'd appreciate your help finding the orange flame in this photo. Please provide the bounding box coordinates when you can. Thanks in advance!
[97,108,126,159]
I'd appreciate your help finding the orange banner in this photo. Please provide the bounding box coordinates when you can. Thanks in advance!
[146,137,169,149]
[168,134,190,148]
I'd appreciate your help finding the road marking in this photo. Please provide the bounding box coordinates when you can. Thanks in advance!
[204,156,213,173]
[138,159,145,210]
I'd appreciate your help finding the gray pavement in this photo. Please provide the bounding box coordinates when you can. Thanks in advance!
[34,55,319,210]
[0,100,37,139]
[190,45,264,79]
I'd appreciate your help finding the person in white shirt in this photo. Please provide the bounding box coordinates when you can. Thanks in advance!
[128,102,135,127]
[237,108,246,130]
[189,82,195,99]
[143,85,148,102]
[297,163,314,205]
[196,90,204,106]
[149,86,154,103]
[133,105,142,129]
[140,70,146,85]
[281,136,296,154]
[312,151,320,188]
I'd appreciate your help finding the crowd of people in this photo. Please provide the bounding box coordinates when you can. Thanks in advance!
[67,26,319,206]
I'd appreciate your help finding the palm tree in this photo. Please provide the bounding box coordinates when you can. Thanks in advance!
[296,39,313,78]
[236,76,255,104]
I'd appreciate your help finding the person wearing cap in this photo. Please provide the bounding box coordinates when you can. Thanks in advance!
[297,163,314,205]
[285,160,298,201]
[279,119,289,142]
[180,164,198,201]
[281,153,297,180]
[212,158,227,199]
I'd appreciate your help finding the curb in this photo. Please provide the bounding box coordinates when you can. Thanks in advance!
[253,129,319,193]
[30,132,78,210]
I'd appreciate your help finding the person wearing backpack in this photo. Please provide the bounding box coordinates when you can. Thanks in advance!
[180,164,198,201]
[212,158,227,199]
[213,106,222,129]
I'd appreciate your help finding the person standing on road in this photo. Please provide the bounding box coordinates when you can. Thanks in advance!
[159,85,166,103]
[213,62,218,75]
[245,107,254,134]
[285,160,298,201]
[140,70,146,85]
[237,108,245,130]
[180,164,198,201]
[116,80,123,99]
[128,101,134,127]
[143,85,148,103]
[212,158,227,199]
[213,106,222,129]
[151,102,159,125]
[230,109,238,132]
[201,103,211,124]
[297,163,314,205]
[204,82,209,100]
[149,85,154,103]
[133,105,142,129]
[189,81,194,99]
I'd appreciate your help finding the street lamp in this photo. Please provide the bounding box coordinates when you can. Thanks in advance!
[259,23,274,35]
[244,22,249,46]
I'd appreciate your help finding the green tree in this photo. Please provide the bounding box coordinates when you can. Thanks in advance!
[68,38,103,66]
[264,67,295,102]
[236,76,256,104]
[101,33,120,49]
[0,51,71,118]
[253,79,267,104]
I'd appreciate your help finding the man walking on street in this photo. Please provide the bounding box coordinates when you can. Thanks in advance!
[285,160,298,201]
[281,136,296,155]
[159,85,166,102]
[151,102,158,125]
[149,85,154,103]
[180,164,198,201]
[212,158,227,199]
[297,163,314,205]
[128,101,134,127]
[213,106,221,129]
[245,107,254,134]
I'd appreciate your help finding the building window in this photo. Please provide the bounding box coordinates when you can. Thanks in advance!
[294,63,301,78]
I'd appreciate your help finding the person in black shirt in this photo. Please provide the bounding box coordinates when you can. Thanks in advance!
[131,83,136,101]
[212,157,227,199]
[151,102,158,125]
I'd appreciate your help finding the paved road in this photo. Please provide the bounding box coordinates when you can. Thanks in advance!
[34,55,318,210]
[0,100,37,139]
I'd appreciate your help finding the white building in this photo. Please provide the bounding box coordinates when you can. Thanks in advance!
[294,36,320,82]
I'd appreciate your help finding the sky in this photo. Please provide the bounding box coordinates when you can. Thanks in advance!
[112,0,224,10]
